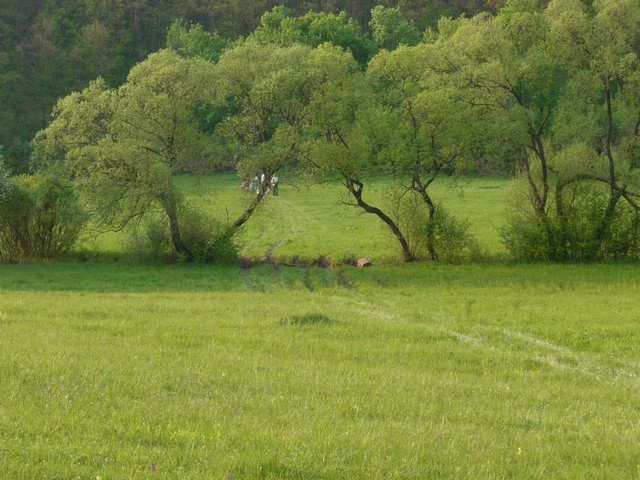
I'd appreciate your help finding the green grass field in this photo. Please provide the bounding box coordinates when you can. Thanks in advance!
[1,262,640,478]
[2,175,640,478]
[186,173,510,262]
[87,173,510,263]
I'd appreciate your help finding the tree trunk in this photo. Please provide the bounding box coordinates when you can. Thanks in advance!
[588,79,621,259]
[524,135,557,259]
[233,171,272,230]
[345,177,415,262]
[160,197,192,261]
[554,184,570,260]
[590,191,621,259]
[413,179,438,261]
[233,189,267,229]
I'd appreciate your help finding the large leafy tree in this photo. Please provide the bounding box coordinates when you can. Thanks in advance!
[303,43,417,261]
[166,20,228,63]
[32,49,216,259]
[369,6,421,52]
[542,0,640,258]
[250,7,376,65]
[213,41,313,228]
[367,43,481,260]
[434,0,640,259]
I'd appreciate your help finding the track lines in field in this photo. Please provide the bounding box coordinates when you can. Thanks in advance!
[505,329,640,386]
[441,324,640,387]
[293,289,640,389]
[277,196,328,239]
[238,195,327,259]
[326,294,399,322]
[449,331,493,349]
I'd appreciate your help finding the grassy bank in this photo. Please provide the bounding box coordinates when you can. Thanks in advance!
[1,262,639,478]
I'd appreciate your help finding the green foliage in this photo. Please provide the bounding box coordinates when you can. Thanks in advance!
[369,6,421,51]
[1,0,509,170]
[429,0,640,261]
[166,20,228,63]
[33,50,218,259]
[386,189,479,262]
[125,215,174,262]
[213,41,317,230]
[17,0,640,265]
[88,173,508,265]
[177,204,238,263]
[502,173,640,261]
[0,152,12,201]
[250,8,376,64]
[125,204,238,264]
[0,171,86,262]
[0,178,34,262]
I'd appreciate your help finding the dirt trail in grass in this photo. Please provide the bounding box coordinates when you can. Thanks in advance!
[499,329,640,385]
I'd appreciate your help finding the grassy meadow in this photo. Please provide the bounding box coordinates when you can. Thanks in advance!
[2,175,640,479]
[87,173,510,263]
[184,173,510,262]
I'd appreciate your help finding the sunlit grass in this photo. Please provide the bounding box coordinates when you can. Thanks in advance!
[85,173,510,263]
[1,262,640,478]
[187,173,511,262]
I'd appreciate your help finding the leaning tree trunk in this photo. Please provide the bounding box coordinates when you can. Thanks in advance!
[345,177,416,263]
[233,187,268,230]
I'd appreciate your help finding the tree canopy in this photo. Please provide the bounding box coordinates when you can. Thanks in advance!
[6,0,640,263]
[0,0,503,170]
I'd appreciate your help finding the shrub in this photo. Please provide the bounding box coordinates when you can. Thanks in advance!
[500,177,554,261]
[387,191,479,262]
[125,215,174,263]
[0,172,86,262]
[0,181,33,262]
[502,176,640,261]
[178,204,238,263]
[125,203,238,264]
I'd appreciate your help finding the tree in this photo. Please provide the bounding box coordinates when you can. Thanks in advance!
[435,0,640,259]
[0,150,12,200]
[166,20,228,63]
[367,43,480,260]
[369,6,421,51]
[213,41,313,228]
[542,0,640,258]
[70,20,122,82]
[250,7,376,65]
[424,4,564,258]
[303,43,416,261]
[32,49,217,259]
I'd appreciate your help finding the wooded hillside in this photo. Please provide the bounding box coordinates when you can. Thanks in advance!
[0,0,505,170]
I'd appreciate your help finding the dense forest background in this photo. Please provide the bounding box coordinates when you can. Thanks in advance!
[0,0,512,170]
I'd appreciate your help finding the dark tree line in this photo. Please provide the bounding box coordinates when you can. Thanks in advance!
[0,0,503,170]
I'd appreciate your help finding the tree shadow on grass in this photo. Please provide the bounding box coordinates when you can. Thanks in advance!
[1,259,634,293]
[279,313,333,326]
[0,263,351,293]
